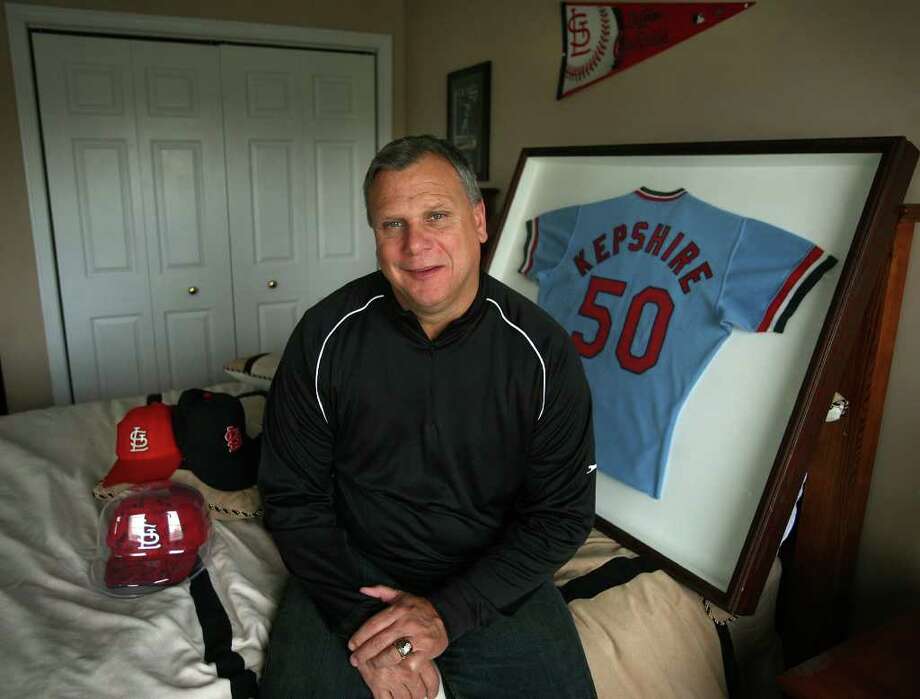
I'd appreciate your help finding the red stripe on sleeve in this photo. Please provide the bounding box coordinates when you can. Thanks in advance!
[522,217,540,276]
[757,246,823,332]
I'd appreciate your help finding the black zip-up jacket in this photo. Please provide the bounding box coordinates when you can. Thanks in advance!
[259,271,596,642]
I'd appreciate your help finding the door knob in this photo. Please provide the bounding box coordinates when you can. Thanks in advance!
[267,280,278,289]
[187,286,199,295]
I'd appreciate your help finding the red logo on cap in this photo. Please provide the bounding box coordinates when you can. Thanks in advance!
[224,425,242,454]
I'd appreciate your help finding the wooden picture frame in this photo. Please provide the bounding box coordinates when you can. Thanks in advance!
[447,61,491,181]
[485,137,918,616]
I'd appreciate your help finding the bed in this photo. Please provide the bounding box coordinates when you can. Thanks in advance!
[1,380,777,698]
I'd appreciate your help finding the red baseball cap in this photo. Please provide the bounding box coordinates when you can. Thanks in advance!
[102,403,182,487]
[101,482,210,592]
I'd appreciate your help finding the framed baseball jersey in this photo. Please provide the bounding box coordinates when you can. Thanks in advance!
[485,138,917,615]
[519,188,836,499]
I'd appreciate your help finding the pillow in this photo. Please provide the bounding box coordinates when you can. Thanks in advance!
[556,531,729,697]
[224,352,280,390]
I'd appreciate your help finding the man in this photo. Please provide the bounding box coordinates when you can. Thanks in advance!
[259,135,597,698]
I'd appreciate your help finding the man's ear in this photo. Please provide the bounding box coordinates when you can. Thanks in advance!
[473,199,488,244]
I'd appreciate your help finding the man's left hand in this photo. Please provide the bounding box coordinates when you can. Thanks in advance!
[348,586,449,670]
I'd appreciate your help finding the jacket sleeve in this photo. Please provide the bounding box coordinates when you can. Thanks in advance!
[258,313,386,639]
[428,336,596,642]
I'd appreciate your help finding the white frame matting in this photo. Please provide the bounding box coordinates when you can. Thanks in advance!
[489,151,881,592]
[6,2,394,405]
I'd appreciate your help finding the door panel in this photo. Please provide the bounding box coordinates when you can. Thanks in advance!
[33,33,158,403]
[91,315,148,398]
[132,40,238,392]
[221,45,377,356]
[258,301,301,353]
[316,141,359,258]
[73,139,135,272]
[305,52,377,303]
[250,140,296,261]
[164,310,214,390]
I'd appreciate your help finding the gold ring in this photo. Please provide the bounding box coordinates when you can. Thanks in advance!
[393,637,413,658]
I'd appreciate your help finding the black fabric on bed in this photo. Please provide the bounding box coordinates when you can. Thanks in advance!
[715,619,739,698]
[190,568,260,698]
[558,555,660,602]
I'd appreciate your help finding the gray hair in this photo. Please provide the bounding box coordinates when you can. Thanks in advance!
[363,135,482,225]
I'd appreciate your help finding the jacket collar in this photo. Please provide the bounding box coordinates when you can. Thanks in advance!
[380,271,488,348]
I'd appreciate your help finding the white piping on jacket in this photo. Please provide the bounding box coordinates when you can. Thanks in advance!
[486,297,547,421]
[315,295,384,423]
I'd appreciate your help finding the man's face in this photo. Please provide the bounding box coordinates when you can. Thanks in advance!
[368,154,487,330]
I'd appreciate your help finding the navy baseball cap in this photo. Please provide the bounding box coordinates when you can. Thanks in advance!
[171,389,263,492]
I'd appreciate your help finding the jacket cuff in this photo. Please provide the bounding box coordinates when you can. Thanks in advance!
[428,584,476,642]
[334,598,386,640]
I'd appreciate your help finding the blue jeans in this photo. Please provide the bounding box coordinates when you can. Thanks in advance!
[261,577,597,698]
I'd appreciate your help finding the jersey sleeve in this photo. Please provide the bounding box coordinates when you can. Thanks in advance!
[718,217,837,333]
[518,204,581,281]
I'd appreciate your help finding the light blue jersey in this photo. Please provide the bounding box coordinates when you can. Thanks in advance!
[519,187,836,498]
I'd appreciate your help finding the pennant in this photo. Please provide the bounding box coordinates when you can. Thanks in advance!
[557,2,754,99]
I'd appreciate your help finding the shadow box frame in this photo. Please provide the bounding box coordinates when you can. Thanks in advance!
[484,137,918,615]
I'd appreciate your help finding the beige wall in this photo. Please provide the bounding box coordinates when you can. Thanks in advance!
[0,0,407,412]
[404,0,920,631]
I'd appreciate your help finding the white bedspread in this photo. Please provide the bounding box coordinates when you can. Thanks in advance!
[0,384,287,698]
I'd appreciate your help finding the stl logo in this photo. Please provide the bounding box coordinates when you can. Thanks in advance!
[567,7,592,57]
[563,6,615,85]
[129,426,149,452]
[137,520,161,550]
[224,425,243,454]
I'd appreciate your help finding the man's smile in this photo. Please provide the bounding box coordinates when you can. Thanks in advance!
[404,265,444,280]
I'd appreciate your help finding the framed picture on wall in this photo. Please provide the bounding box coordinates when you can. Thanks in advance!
[447,61,491,181]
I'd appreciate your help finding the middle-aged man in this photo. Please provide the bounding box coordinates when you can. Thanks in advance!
[258,135,598,698]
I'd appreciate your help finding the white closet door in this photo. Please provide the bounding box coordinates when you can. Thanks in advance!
[34,34,238,402]
[33,33,158,403]
[131,40,237,391]
[220,45,377,357]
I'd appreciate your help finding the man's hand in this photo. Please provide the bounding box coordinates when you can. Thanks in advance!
[356,656,440,699]
[348,586,449,670]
